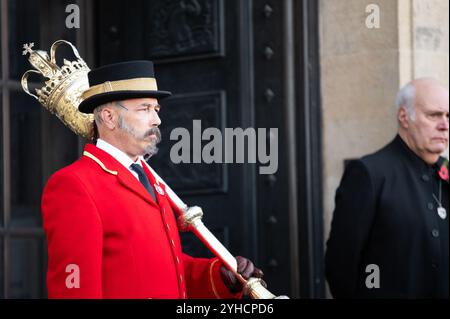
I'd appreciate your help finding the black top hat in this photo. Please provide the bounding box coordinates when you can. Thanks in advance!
[78,60,172,113]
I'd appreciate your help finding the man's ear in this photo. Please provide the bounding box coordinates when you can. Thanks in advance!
[101,104,118,130]
[398,106,409,129]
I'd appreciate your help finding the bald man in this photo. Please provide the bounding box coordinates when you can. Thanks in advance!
[325,78,449,298]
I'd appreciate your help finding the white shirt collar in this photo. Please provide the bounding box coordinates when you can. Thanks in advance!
[96,139,140,169]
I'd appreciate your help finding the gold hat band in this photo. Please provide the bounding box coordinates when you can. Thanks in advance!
[81,77,158,100]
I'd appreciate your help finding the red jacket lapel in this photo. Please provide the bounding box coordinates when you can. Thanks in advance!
[83,144,159,209]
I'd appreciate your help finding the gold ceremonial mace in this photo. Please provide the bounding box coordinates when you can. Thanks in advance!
[143,163,290,299]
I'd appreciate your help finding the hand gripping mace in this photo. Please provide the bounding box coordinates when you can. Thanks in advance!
[143,162,289,299]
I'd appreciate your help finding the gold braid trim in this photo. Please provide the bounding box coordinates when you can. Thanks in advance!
[209,259,222,299]
[81,77,158,100]
[83,151,118,175]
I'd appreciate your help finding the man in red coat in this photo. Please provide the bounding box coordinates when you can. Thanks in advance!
[41,60,263,299]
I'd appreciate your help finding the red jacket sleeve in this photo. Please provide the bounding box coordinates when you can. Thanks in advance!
[182,254,243,299]
[41,170,103,298]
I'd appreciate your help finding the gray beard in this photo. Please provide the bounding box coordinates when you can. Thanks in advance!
[117,115,161,158]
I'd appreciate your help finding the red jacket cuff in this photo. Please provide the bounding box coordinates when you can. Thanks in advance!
[209,258,243,299]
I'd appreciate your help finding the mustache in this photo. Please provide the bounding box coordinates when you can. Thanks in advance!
[144,127,161,143]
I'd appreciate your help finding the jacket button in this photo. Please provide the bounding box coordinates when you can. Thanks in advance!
[422,174,430,182]
[428,202,434,210]
[431,229,439,238]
